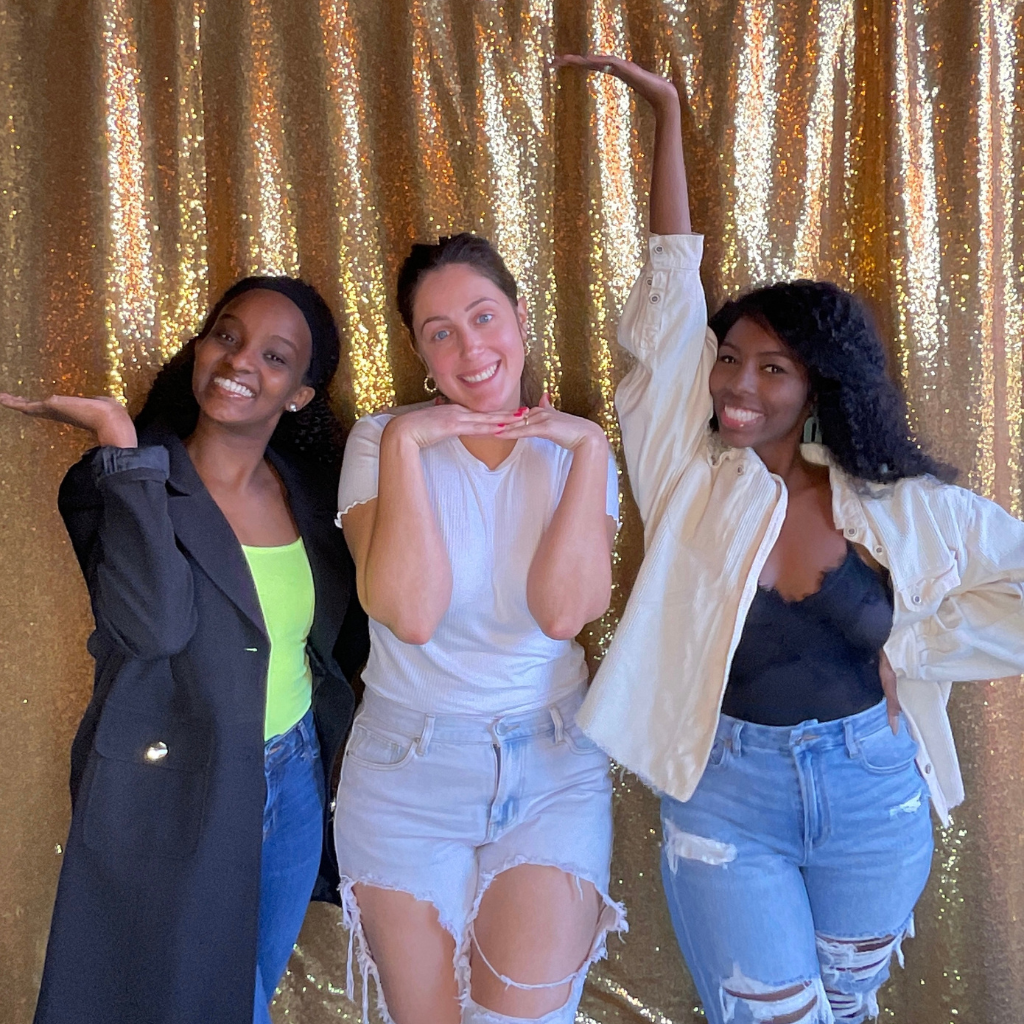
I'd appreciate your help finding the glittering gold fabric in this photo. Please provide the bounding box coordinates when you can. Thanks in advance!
[1,1,1022,1021]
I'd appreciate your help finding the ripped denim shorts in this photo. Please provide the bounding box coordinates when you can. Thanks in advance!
[333,684,626,1023]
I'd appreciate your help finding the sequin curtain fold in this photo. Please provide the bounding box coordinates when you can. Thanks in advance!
[1,1,1022,1021]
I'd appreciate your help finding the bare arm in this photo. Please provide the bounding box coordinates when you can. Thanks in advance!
[556,54,690,234]
[498,397,616,639]
[341,404,507,645]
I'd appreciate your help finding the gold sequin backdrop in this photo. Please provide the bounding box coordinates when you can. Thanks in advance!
[1,0,1022,1021]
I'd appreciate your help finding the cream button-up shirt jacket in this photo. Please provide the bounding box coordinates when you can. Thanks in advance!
[577,233,1024,823]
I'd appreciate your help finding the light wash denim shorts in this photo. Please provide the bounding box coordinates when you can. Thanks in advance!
[333,684,626,1023]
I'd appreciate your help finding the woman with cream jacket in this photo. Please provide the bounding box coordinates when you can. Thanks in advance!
[561,54,1024,1024]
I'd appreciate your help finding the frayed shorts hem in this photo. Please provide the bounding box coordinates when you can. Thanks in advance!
[338,862,627,1024]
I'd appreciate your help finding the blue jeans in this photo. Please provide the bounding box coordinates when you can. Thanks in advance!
[254,710,324,1024]
[660,701,934,1024]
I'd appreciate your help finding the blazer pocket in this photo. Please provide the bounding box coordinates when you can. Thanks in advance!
[83,706,212,860]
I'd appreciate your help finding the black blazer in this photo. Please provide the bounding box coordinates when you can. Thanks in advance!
[34,427,368,1024]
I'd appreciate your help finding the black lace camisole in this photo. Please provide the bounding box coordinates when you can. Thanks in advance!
[721,545,894,726]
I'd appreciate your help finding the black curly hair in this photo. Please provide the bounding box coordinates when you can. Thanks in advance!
[135,277,345,469]
[709,280,956,484]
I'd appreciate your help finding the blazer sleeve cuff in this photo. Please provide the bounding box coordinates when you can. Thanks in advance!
[92,445,171,485]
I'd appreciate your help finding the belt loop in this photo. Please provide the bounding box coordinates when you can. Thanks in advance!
[550,705,565,744]
[416,715,435,757]
[731,719,744,757]
[843,716,858,758]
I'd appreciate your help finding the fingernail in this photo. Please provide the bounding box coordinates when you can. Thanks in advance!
[514,408,526,417]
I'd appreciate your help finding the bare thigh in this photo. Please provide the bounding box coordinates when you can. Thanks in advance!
[353,883,460,1024]
[470,864,602,1017]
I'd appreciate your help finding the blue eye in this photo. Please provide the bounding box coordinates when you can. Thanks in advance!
[434,329,450,342]
[477,312,494,324]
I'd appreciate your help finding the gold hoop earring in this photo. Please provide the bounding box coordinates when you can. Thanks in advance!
[424,374,438,395]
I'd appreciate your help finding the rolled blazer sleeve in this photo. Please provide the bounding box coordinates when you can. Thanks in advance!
[614,234,716,536]
[59,446,198,659]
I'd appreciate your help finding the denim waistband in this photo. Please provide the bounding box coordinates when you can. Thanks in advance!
[716,699,891,753]
[265,707,317,768]
[357,685,587,746]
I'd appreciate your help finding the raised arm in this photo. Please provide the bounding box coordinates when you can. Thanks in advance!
[555,54,690,235]
[557,57,713,535]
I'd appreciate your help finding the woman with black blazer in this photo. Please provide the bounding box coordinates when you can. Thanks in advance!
[1,277,368,1024]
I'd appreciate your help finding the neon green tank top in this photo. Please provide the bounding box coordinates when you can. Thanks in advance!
[242,538,315,741]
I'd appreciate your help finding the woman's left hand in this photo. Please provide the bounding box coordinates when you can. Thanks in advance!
[879,649,901,735]
[496,395,608,453]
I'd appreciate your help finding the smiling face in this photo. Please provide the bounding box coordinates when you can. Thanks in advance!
[709,316,812,456]
[191,289,314,433]
[410,262,527,412]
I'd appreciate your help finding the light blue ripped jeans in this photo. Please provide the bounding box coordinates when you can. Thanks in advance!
[660,700,934,1024]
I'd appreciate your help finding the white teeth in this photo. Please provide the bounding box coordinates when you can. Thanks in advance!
[723,406,762,424]
[462,362,499,384]
[214,376,255,398]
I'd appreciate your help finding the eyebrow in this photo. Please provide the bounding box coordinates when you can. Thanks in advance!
[419,296,492,330]
[719,339,793,359]
[218,312,300,351]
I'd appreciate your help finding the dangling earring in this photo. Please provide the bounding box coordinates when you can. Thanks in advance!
[802,406,823,445]
[423,374,437,395]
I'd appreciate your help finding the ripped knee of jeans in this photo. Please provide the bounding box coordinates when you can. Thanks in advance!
[458,862,626,1023]
[663,818,738,871]
[816,916,915,1022]
[719,967,831,1024]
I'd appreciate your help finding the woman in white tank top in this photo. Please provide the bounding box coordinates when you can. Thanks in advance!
[333,233,626,1024]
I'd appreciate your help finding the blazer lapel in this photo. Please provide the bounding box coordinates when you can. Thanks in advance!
[159,433,267,638]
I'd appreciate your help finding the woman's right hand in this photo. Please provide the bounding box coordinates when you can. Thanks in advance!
[555,54,690,236]
[0,393,138,447]
[554,54,680,112]
[384,400,512,450]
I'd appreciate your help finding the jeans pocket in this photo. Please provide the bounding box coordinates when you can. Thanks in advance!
[344,723,416,770]
[856,722,919,774]
[563,721,602,755]
[704,736,729,768]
